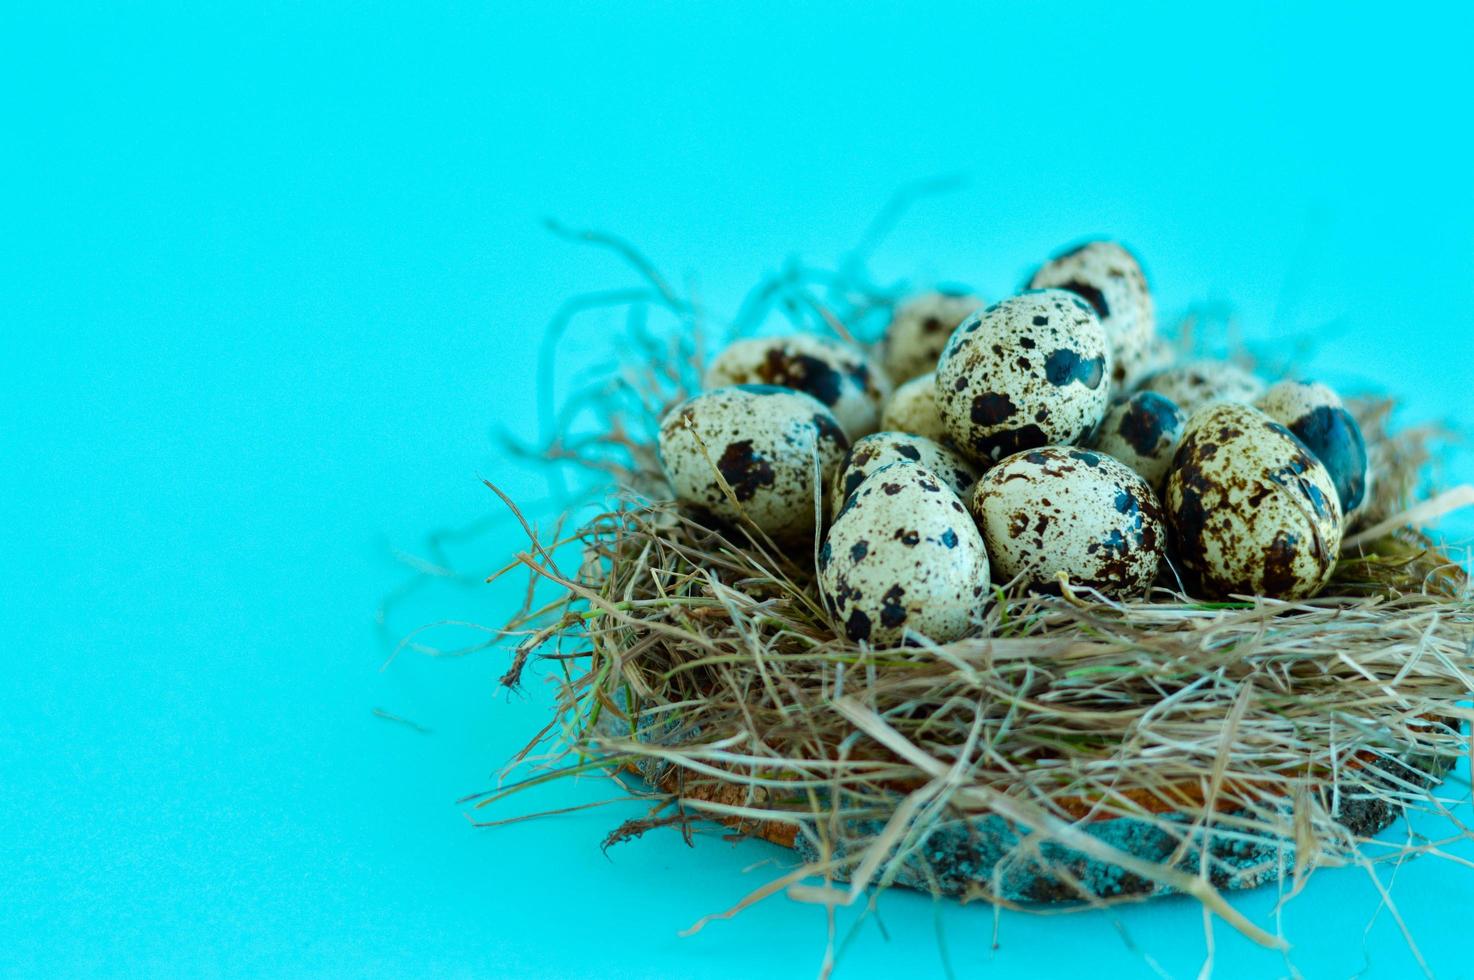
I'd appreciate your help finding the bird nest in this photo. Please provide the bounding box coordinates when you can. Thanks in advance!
[472,214,1474,959]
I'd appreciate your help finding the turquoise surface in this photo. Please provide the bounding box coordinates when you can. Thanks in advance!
[5,2,1473,977]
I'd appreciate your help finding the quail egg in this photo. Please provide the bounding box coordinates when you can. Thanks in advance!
[819,460,990,646]
[1255,380,1369,521]
[703,333,891,441]
[1137,359,1264,415]
[658,384,849,543]
[969,447,1166,597]
[936,289,1111,462]
[1165,402,1343,600]
[1089,391,1187,490]
[879,289,984,386]
[880,372,951,444]
[831,431,981,513]
[1028,241,1156,387]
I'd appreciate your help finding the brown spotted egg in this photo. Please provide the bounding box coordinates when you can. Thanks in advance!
[1028,241,1156,387]
[1165,402,1343,600]
[969,447,1166,597]
[1137,359,1265,416]
[703,333,891,441]
[830,431,980,513]
[658,384,849,543]
[879,290,984,385]
[819,461,989,646]
[935,289,1111,463]
[1089,391,1187,490]
[1254,380,1369,523]
[879,372,951,444]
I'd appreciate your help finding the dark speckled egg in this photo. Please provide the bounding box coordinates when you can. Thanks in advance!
[935,290,1111,464]
[703,333,891,441]
[880,290,985,386]
[1165,402,1343,600]
[1136,359,1264,416]
[658,385,850,543]
[819,460,990,647]
[1028,241,1156,388]
[1255,380,1369,522]
[1090,391,1187,490]
[830,431,980,513]
[969,447,1165,598]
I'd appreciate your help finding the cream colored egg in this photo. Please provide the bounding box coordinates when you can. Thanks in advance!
[1164,402,1343,600]
[1028,241,1156,388]
[880,372,950,443]
[703,333,891,441]
[1255,380,1369,523]
[936,289,1111,463]
[830,431,980,513]
[819,461,990,646]
[969,447,1166,597]
[1136,359,1264,415]
[658,384,850,544]
[879,290,984,386]
[1089,391,1187,490]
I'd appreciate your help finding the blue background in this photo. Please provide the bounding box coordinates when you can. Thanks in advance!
[6,2,1474,977]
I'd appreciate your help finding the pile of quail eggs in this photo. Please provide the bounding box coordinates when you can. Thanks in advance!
[657,241,1371,647]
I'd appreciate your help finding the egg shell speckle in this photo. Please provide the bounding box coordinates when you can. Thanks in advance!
[703,334,891,441]
[969,447,1166,598]
[880,290,984,386]
[658,384,849,543]
[1165,402,1343,600]
[936,289,1112,463]
[831,431,981,513]
[1028,241,1156,388]
[1255,380,1369,519]
[1137,360,1265,416]
[880,372,951,444]
[1090,391,1187,490]
[819,461,990,647]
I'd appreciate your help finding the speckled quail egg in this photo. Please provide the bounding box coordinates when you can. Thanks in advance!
[1028,241,1156,388]
[703,333,891,441]
[1136,359,1265,416]
[879,289,984,386]
[1255,380,1369,522]
[936,289,1111,463]
[969,447,1166,597]
[1089,391,1187,490]
[819,461,990,646]
[880,372,951,444]
[658,384,850,543]
[830,431,981,513]
[1165,402,1343,600]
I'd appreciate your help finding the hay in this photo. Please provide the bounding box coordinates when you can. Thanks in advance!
[470,206,1474,964]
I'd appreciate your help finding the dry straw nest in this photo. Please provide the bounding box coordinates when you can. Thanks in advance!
[478,206,1474,956]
